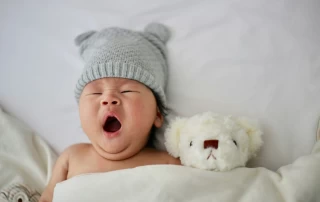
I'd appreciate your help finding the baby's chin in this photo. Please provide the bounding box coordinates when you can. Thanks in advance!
[93,142,143,161]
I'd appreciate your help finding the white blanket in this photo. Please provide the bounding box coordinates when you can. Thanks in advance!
[0,108,57,201]
[53,141,320,202]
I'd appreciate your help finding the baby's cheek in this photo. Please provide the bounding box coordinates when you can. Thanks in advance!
[135,99,157,115]
[79,105,93,120]
[79,103,99,129]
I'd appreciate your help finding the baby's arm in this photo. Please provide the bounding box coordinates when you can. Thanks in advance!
[39,149,69,202]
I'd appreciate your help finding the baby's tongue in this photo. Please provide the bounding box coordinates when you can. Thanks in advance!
[104,118,121,132]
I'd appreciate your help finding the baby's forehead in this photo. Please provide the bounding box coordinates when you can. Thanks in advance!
[86,77,143,88]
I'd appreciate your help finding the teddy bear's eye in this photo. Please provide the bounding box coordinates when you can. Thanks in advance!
[190,141,193,147]
[233,140,237,146]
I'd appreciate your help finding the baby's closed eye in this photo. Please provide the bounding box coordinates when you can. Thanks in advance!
[121,90,140,93]
[121,90,133,93]
[86,93,102,96]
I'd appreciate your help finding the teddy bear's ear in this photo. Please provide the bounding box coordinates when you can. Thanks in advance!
[235,117,263,158]
[164,117,187,158]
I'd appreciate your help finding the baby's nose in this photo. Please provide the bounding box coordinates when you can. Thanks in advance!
[101,100,119,105]
[204,140,219,149]
[101,96,120,106]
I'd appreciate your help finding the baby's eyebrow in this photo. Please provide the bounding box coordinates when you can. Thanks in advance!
[85,84,99,90]
[122,84,139,88]
[120,82,140,88]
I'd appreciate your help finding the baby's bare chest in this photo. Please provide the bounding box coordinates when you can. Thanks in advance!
[67,154,127,179]
[66,150,167,179]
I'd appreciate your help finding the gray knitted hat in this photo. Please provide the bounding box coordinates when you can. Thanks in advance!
[74,22,170,106]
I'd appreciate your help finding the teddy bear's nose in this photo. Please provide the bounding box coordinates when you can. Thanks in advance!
[204,140,219,149]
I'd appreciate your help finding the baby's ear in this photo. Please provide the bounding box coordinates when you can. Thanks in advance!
[164,117,186,158]
[74,30,96,46]
[235,117,263,158]
[153,108,164,128]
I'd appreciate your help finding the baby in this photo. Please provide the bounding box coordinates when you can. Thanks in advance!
[40,23,180,202]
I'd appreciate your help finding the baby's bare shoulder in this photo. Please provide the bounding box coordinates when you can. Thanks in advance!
[66,143,91,152]
[64,143,92,157]
[159,151,181,165]
[142,148,181,165]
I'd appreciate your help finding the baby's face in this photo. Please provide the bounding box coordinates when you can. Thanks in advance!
[79,78,163,160]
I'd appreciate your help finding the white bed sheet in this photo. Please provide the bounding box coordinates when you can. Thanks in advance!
[0,0,319,170]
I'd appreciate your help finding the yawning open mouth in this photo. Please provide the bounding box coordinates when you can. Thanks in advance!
[103,116,122,133]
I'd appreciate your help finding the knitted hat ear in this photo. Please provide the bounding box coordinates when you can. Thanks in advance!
[144,23,170,43]
[74,30,96,46]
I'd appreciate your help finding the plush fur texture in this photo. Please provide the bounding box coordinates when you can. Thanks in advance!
[164,112,263,171]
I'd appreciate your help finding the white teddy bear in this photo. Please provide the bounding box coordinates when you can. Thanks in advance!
[164,112,263,171]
